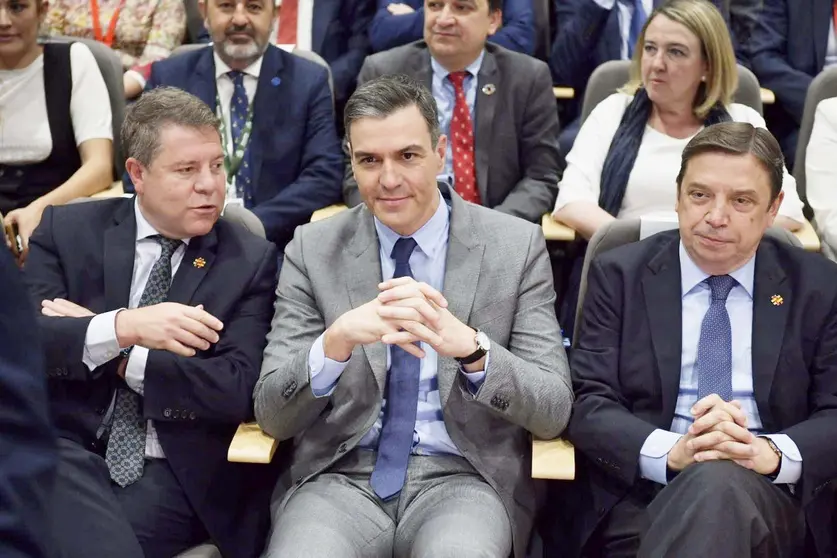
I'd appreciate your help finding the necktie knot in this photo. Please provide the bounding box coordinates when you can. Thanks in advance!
[153,235,182,260]
[707,274,736,302]
[391,237,417,266]
[227,70,245,88]
[448,71,469,92]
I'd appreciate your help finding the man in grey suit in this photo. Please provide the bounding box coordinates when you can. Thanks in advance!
[341,0,563,224]
[254,74,573,557]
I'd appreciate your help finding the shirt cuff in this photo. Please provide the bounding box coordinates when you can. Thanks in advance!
[460,351,490,395]
[639,429,683,485]
[763,434,802,485]
[82,310,122,371]
[124,68,147,89]
[591,0,617,9]
[124,346,149,396]
[309,332,349,398]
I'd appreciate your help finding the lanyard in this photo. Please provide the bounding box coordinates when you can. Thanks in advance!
[90,0,125,48]
[216,89,255,178]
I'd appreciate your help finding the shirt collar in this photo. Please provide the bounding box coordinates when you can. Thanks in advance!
[213,51,264,80]
[134,199,192,245]
[679,240,754,299]
[374,189,449,261]
[430,49,485,82]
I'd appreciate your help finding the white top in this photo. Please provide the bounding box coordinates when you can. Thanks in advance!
[82,199,191,459]
[805,97,837,259]
[554,92,806,223]
[591,0,653,59]
[272,0,314,51]
[0,42,112,165]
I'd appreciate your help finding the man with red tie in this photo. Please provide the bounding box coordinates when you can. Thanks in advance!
[342,0,563,223]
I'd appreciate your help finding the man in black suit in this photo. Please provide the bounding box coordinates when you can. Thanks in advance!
[27,88,279,558]
[0,244,56,558]
[557,122,837,557]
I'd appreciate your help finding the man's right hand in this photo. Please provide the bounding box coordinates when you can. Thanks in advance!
[115,303,224,357]
[667,395,748,472]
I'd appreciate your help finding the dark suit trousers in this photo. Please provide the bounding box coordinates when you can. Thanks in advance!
[587,461,806,558]
[50,437,208,558]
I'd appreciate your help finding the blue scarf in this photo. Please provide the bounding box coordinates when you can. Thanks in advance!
[597,88,732,216]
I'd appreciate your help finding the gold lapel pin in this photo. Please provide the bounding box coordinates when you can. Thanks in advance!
[193,257,206,269]
[482,84,496,95]
[770,294,783,306]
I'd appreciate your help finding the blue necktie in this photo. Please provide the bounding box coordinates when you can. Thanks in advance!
[695,275,737,401]
[228,71,252,200]
[370,237,421,500]
[625,0,647,59]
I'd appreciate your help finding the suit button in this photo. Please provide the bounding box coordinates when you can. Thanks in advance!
[490,395,501,408]
[173,410,180,419]
[163,408,172,418]
[88,440,99,452]
[189,412,196,420]
[338,443,348,454]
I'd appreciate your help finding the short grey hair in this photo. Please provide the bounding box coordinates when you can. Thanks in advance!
[676,122,784,202]
[122,87,221,167]
[344,74,441,148]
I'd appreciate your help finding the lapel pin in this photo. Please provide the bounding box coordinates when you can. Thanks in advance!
[481,83,496,95]
[193,257,206,269]
[271,77,281,87]
[770,294,783,306]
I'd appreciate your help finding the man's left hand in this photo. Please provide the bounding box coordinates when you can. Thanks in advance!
[41,298,95,318]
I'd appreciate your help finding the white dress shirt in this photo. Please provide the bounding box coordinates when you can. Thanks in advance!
[272,0,314,51]
[82,199,190,459]
[637,242,802,485]
[805,97,837,260]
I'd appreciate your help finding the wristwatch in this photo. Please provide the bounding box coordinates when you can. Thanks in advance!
[760,436,783,481]
[455,329,490,365]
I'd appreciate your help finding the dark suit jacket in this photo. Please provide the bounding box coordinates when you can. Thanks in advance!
[344,41,562,223]
[126,45,343,249]
[368,0,535,54]
[311,0,375,105]
[750,0,830,125]
[0,246,56,558]
[565,231,837,556]
[25,198,280,558]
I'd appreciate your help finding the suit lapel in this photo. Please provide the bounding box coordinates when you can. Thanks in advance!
[813,0,832,71]
[345,208,387,394]
[750,242,788,431]
[251,46,286,192]
[166,228,219,305]
[474,50,497,204]
[411,45,433,91]
[439,190,484,408]
[104,199,139,310]
[190,47,218,111]
[641,236,683,426]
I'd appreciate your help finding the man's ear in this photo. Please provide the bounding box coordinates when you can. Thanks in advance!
[125,158,146,194]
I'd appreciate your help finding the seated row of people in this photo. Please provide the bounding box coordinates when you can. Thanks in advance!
[11,79,837,557]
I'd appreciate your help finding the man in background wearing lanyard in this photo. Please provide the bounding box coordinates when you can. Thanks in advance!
[125,0,343,254]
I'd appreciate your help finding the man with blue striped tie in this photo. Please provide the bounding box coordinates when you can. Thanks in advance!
[556,122,837,557]
[254,74,574,557]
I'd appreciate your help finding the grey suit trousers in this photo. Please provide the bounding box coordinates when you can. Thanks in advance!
[263,450,512,558]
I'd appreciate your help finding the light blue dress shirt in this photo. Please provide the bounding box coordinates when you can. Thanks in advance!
[590,0,653,59]
[430,52,485,188]
[638,242,802,485]
[307,191,488,456]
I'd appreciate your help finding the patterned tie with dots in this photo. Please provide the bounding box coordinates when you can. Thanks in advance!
[447,71,481,205]
[105,235,181,487]
[695,274,737,401]
[228,70,252,201]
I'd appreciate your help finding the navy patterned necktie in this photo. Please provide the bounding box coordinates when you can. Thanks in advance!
[695,275,737,401]
[228,70,252,200]
[370,237,421,500]
[106,235,181,487]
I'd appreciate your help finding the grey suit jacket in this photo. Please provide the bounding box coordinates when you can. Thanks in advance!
[254,188,573,557]
[342,41,563,224]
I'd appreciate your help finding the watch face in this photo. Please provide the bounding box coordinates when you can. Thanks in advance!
[475,331,490,352]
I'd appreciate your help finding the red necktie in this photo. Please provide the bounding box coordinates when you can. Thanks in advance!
[276,0,298,44]
[448,71,481,205]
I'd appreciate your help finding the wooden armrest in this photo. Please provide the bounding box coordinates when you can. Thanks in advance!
[311,204,348,222]
[532,438,575,480]
[227,422,278,464]
[795,219,821,252]
[553,86,575,100]
[760,88,775,104]
[541,213,577,242]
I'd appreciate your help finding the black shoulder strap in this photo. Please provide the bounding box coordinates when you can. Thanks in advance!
[42,42,80,166]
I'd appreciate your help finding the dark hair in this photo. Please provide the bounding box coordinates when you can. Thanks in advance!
[344,74,440,148]
[487,0,502,12]
[676,121,784,202]
[122,87,220,166]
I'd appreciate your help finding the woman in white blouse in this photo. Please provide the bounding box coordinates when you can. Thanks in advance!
[804,97,837,260]
[552,0,804,240]
[0,0,113,261]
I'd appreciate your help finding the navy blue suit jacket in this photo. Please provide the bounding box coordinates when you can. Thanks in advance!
[0,246,56,558]
[126,45,343,249]
[25,198,280,558]
[368,0,534,54]
[750,0,832,125]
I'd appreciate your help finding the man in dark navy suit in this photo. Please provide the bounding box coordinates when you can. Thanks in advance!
[29,88,279,558]
[0,243,56,558]
[129,0,343,251]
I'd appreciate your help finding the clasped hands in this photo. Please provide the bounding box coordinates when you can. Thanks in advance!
[323,277,480,367]
[667,394,780,476]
